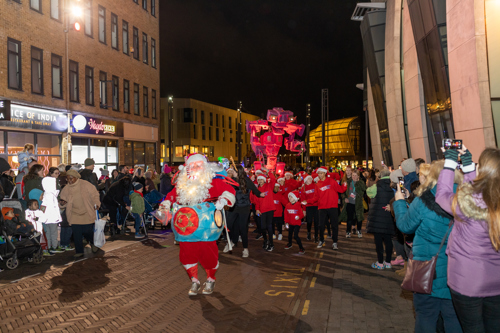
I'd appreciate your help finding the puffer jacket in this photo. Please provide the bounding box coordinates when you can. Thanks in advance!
[366,178,394,235]
[393,186,454,299]
[39,177,62,224]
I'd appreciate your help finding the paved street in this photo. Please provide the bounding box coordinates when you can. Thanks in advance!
[0,221,415,333]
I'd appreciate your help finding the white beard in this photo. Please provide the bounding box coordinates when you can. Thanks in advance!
[176,163,215,206]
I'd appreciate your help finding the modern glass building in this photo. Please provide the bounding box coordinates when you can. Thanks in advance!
[352,0,499,167]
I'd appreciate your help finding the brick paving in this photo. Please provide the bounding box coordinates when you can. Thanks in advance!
[0,220,415,333]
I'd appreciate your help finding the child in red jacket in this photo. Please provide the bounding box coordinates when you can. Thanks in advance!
[272,183,288,241]
[284,191,305,254]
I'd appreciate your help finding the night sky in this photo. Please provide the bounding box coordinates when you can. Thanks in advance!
[159,0,364,130]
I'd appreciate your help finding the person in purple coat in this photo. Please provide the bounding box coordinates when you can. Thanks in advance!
[436,145,500,333]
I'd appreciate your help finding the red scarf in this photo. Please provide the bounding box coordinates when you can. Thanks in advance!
[134,190,144,197]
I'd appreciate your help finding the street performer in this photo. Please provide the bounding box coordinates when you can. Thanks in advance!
[160,153,236,296]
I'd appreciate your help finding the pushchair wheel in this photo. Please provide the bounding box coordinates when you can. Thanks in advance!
[6,257,19,269]
[32,249,43,264]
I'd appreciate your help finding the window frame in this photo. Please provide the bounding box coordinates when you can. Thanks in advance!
[112,75,119,111]
[151,38,156,68]
[99,71,107,109]
[122,20,129,55]
[31,46,44,95]
[85,66,94,106]
[51,53,63,99]
[84,0,93,37]
[69,60,79,102]
[152,89,157,119]
[151,0,156,17]
[111,13,118,50]
[7,38,22,91]
[30,0,42,13]
[98,5,106,44]
[133,27,139,60]
[50,0,61,21]
[142,32,148,64]
[123,79,130,113]
[133,83,140,115]
[143,86,148,117]
[142,0,147,11]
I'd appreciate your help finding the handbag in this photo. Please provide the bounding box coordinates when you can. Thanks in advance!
[401,221,452,294]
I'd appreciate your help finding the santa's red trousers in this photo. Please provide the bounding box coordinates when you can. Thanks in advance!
[179,241,219,280]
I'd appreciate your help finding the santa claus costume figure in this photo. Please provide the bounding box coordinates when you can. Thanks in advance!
[161,153,236,296]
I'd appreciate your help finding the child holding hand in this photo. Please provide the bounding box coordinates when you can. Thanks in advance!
[284,191,305,254]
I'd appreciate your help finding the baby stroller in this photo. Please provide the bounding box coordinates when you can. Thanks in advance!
[0,200,43,269]
[143,190,165,230]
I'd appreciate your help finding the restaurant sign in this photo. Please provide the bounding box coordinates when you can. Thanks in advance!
[71,115,123,137]
[2,104,68,131]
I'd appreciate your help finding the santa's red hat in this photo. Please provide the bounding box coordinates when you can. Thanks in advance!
[288,191,300,202]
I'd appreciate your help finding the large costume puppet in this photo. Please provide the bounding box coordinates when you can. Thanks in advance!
[160,153,236,296]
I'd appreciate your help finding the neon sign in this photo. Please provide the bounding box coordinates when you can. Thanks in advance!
[71,114,123,137]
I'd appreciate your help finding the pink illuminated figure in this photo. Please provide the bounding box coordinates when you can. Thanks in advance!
[246,107,305,170]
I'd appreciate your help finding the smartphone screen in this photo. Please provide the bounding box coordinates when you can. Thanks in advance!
[398,177,405,193]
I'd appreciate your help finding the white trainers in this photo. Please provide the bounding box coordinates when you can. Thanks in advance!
[223,242,235,253]
[332,243,338,250]
[242,248,249,258]
[238,236,242,242]
[278,234,283,241]
[317,241,324,248]
[188,281,201,296]
[202,281,215,294]
[357,231,362,238]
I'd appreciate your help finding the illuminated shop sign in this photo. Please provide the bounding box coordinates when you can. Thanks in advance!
[1,104,68,131]
[0,100,11,121]
[71,115,123,136]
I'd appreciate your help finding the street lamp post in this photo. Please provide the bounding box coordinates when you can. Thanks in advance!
[237,101,242,163]
[306,104,311,167]
[168,96,173,165]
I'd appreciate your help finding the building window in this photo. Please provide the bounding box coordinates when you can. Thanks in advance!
[50,0,60,20]
[143,86,148,117]
[133,0,138,3]
[99,72,107,108]
[30,0,41,12]
[84,0,92,37]
[7,38,22,91]
[183,108,193,123]
[223,129,226,142]
[31,47,43,95]
[151,38,156,68]
[122,21,129,54]
[112,76,119,111]
[216,114,219,127]
[216,128,219,141]
[142,0,147,10]
[142,33,148,64]
[201,110,205,124]
[85,66,94,106]
[152,89,157,119]
[111,13,118,50]
[202,126,206,140]
[69,60,79,102]
[123,79,130,113]
[210,112,213,126]
[51,54,62,99]
[195,109,198,123]
[151,0,156,16]
[230,130,233,142]
[208,127,212,140]
[133,27,139,60]
[193,125,197,139]
[222,115,225,127]
[229,117,232,129]
[98,6,106,44]
[133,83,139,115]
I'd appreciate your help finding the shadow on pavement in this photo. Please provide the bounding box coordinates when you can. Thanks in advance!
[49,256,116,302]
[141,238,168,249]
[195,292,313,332]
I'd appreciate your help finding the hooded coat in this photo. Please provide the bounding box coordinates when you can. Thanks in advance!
[393,186,454,299]
[366,178,395,235]
[103,177,133,208]
[39,177,62,224]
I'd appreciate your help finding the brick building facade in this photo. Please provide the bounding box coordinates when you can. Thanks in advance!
[0,0,160,176]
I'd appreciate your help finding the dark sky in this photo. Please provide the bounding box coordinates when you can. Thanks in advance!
[159,0,364,129]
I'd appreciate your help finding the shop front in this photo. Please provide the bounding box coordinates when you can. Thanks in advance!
[123,123,159,172]
[70,114,123,178]
[0,101,67,172]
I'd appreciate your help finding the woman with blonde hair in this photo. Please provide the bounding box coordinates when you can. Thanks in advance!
[436,146,500,332]
[393,159,463,332]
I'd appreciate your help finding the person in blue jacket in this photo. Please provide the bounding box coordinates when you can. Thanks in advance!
[393,160,463,333]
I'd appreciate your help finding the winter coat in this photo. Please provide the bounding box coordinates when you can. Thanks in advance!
[103,177,133,207]
[436,169,500,297]
[339,179,367,223]
[23,176,43,200]
[393,186,454,299]
[17,151,36,171]
[145,178,155,193]
[129,191,145,214]
[159,174,174,196]
[366,178,395,235]
[39,177,62,224]
[0,174,15,198]
[60,179,100,226]
[232,176,261,208]
[404,171,419,192]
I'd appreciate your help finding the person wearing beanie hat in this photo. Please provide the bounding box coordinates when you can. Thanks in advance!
[400,158,419,192]
[300,174,319,242]
[160,165,174,196]
[284,191,305,254]
[127,182,145,239]
[80,158,103,191]
[314,166,347,250]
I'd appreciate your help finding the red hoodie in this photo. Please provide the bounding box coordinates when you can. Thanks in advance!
[282,178,301,197]
[272,190,288,217]
[314,177,347,209]
[284,201,304,226]
[300,183,318,207]
[255,173,277,214]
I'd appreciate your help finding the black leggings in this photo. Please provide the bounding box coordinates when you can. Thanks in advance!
[373,233,393,264]
[306,206,319,237]
[260,211,274,245]
[273,216,284,235]
[287,225,304,250]
[226,206,251,248]
[346,203,362,232]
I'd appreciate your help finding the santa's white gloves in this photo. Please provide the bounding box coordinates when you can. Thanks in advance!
[215,198,228,210]
[160,200,171,211]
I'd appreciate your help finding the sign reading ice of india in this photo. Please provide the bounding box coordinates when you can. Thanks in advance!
[0,100,11,121]
[3,104,68,131]
[71,114,123,137]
